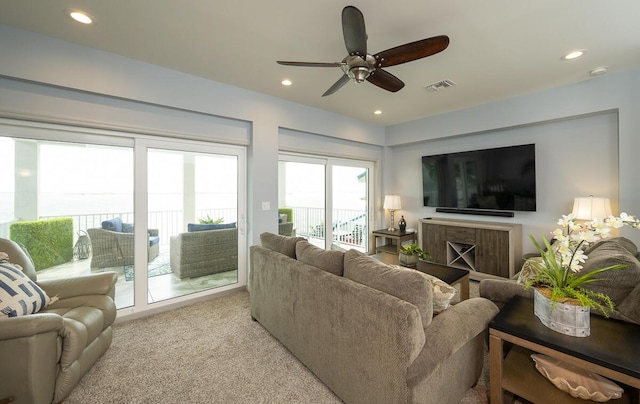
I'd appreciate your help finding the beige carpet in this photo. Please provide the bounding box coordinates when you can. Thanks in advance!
[64,288,490,403]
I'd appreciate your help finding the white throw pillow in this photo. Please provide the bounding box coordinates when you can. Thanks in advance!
[0,259,54,318]
[531,354,623,402]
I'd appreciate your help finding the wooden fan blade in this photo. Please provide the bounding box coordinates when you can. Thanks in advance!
[375,35,449,68]
[366,69,405,92]
[277,61,344,67]
[322,74,351,97]
[342,6,367,56]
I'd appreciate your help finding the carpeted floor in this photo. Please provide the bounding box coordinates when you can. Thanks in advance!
[64,288,491,403]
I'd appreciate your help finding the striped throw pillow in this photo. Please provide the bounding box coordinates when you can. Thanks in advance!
[0,260,53,318]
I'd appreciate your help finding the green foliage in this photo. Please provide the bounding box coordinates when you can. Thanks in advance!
[198,214,224,224]
[278,208,293,223]
[399,244,431,260]
[10,218,74,271]
[525,234,624,316]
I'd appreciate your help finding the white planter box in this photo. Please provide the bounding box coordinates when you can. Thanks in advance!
[533,288,590,337]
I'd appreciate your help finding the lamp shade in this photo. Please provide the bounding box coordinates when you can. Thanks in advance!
[571,196,612,220]
[383,195,402,210]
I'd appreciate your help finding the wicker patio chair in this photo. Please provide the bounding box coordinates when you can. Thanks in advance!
[170,227,238,279]
[87,228,159,269]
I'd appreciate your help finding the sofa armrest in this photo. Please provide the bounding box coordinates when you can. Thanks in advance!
[38,272,118,300]
[408,297,499,382]
[148,229,159,237]
[479,278,533,307]
[0,313,63,341]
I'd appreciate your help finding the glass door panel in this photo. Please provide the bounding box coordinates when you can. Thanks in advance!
[278,160,325,248]
[279,156,372,252]
[147,148,239,303]
[332,165,368,252]
[0,136,135,309]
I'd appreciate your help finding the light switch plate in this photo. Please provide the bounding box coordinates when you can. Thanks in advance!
[262,201,270,211]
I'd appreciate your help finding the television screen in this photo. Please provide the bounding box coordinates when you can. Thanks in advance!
[422,144,536,212]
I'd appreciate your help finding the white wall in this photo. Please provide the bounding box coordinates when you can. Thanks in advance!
[386,68,640,252]
[0,24,387,245]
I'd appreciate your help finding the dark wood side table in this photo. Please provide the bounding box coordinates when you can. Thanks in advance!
[416,260,470,300]
[370,228,416,256]
[489,296,640,404]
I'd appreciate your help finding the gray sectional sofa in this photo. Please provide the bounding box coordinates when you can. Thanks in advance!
[250,233,499,404]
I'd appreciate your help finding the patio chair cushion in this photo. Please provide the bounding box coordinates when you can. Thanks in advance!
[187,222,236,232]
[0,258,55,318]
[102,217,123,232]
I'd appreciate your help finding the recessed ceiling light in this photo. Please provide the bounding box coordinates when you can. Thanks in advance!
[374,110,382,115]
[66,9,93,24]
[562,49,587,60]
[590,66,608,77]
[281,79,292,86]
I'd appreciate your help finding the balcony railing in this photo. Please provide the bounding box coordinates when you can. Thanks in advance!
[37,207,366,250]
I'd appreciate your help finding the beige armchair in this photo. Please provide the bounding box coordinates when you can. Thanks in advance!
[0,238,117,404]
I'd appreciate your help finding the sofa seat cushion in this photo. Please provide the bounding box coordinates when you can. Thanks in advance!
[260,232,306,258]
[0,259,55,318]
[343,249,433,327]
[296,240,344,276]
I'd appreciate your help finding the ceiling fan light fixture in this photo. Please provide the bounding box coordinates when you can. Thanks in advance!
[348,66,371,83]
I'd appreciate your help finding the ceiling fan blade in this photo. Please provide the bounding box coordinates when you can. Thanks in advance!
[277,61,344,67]
[322,74,351,97]
[342,6,367,55]
[366,69,405,92]
[375,35,449,68]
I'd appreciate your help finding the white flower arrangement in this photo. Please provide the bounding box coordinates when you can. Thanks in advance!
[525,212,640,315]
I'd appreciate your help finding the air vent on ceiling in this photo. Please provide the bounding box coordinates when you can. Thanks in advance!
[426,79,456,92]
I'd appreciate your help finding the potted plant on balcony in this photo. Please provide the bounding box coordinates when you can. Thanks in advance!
[399,244,431,267]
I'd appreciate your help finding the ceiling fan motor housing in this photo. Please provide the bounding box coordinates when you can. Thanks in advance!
[342,54,377,82]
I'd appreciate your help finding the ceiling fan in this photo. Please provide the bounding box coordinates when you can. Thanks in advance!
[277,5,450,97]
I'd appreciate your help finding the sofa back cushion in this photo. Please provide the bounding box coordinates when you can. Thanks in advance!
[296,240,344,276]
[260,232,306,258]
[343,249,433,327]
[581,237,640,308]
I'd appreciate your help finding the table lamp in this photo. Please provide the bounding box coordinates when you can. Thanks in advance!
[571,196,612,220]
[383,195,402,231]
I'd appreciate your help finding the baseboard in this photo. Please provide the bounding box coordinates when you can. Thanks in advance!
[435,207,515,218]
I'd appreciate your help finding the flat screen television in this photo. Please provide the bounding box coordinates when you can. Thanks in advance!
[422,144,536,212]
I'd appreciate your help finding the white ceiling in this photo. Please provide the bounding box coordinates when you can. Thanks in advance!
[1,1,639,126]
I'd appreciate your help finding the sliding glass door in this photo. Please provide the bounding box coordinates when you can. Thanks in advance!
[0,119,246,313]
[279,154,372,252]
